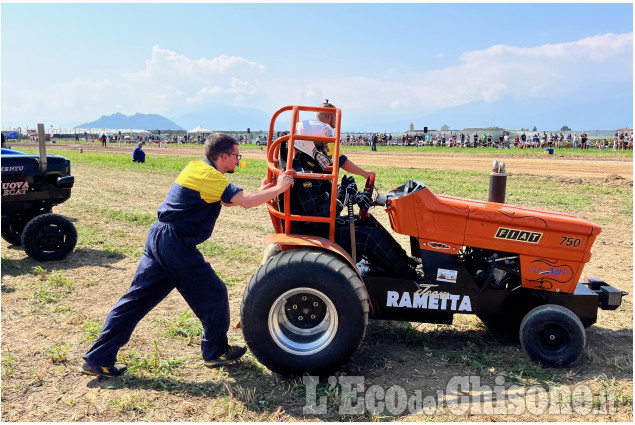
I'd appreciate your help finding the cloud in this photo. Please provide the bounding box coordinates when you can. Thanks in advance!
[267,32,632,125]
[1,46,268,126]
[1,33,631,127]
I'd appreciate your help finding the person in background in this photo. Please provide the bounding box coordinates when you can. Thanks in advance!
[613,133,619,151]
[619,131,625,150]
[132,142,146,163]
[573,133,578,149]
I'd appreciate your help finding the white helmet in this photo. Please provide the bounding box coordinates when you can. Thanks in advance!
[294,139,332,169]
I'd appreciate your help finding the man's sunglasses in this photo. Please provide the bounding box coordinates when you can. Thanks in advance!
[226,152,242,160]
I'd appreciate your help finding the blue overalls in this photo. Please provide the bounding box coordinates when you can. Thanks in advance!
[84,159,243,367]
[132,146,145,163]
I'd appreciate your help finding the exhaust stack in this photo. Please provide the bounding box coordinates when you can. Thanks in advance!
[37,123,47,173]
[488,159,507,203]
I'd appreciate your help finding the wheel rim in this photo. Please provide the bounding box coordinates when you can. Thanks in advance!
[268,287,338,356]
[35,225,65,251]
[539,324,570,354]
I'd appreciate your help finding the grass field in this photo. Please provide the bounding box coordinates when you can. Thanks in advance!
[1,147,632,421]
[14,137,635,157]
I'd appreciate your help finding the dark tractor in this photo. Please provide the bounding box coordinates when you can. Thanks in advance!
[1,130,77,261]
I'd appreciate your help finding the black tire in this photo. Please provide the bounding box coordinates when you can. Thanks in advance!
[241,249,369,376]
[519,304,586,368]
[1,216,27,245]
[1,210,52,246]
[21,214,77,261]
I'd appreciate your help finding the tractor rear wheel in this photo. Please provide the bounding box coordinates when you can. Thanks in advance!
[519,304,586,368]
[1,210,51,246]
[21,213,77,261]
[241,248,368,376]
[1,216,27,245]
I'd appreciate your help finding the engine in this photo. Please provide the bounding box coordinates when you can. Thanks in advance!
[383,180,601,294]
[460,247,521,290]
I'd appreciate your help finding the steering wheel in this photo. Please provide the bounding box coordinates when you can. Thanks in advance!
[359,173,375,220]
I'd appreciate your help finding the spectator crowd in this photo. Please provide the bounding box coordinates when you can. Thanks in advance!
[339,131,633,150]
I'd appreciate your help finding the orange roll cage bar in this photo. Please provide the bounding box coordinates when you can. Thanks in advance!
[265,105,342,241]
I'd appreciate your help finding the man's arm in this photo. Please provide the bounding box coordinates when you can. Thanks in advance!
[225,170,294,208]
[341,160,372,180]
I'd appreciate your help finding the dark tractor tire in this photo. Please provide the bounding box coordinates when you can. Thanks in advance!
[21,214,77,261]
[1,216,27,245]
[1,210,52,246]
[260,244,282,265]
[241,248,369,377]
[519,304,586,368]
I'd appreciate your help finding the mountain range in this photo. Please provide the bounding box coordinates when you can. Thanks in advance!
[73,106,273,132]
[73,96,629,133]
[75,113,183,130]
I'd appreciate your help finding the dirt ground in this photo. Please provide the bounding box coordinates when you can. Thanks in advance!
[1,142,632,422]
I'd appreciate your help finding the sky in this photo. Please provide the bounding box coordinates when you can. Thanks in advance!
[1,2,633,132]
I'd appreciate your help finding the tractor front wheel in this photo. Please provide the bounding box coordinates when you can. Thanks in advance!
[241,249,368,376]
[21,213,77,261]
[519,304,586,368]
[2,209,53,246]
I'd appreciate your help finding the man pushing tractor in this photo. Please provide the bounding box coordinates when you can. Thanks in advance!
[81,134,294,377]
[79,103,626,379]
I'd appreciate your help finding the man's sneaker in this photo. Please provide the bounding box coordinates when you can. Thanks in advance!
[204,345,247,368]
[80,361,127,378]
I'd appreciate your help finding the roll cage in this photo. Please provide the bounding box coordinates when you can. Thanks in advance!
[264,105,343,241]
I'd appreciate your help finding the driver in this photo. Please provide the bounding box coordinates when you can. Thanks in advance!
[290,119,419,280]
[295,100,372,180]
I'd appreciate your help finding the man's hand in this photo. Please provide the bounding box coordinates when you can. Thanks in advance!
[260,178,275,191]
[341,159,373,180]
[355,190,373,210]
[337,175,357,205]
[276,170,294,191]
[229,171,294,208]
[260,171,294,192]
[361,170,374,180]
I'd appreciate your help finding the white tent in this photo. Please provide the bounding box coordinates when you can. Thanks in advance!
[187,125,212,134]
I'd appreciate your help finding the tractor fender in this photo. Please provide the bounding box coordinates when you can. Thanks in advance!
[263,233,373,313]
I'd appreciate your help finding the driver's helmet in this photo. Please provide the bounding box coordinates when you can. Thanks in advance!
[294,139,333,170]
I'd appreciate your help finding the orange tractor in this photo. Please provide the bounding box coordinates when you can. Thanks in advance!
[240,105,626,376]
